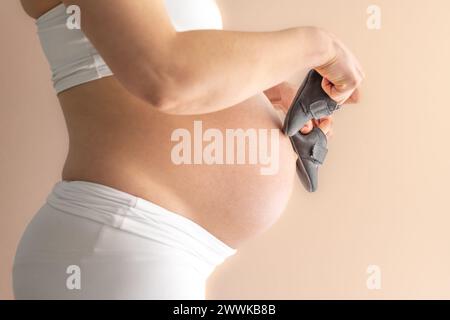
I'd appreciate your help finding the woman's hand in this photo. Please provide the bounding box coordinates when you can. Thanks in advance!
[315,31,365,105]
[264,29,364,137]
[264,82,334,137]
[263,81,296,114]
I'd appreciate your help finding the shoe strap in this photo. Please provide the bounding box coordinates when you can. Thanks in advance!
[310,143,328,165]
[308,100,340,120]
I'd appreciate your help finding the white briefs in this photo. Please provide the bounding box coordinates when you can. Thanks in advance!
[13,180,237,299]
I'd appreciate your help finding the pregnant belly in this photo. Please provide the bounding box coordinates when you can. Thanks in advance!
[60,80,297,248]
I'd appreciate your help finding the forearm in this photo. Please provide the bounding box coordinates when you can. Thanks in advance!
[156,27,334,114]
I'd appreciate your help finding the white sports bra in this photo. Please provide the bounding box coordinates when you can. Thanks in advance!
[36,0,223,94]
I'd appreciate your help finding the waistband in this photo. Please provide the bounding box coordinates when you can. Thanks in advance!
[46,180,237,273]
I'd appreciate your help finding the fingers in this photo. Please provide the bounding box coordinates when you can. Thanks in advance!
[343,87,361,104]
[317,117,333,136]
[299,117,334,138]
[266,82,299,114]
[300,120,314,134]
[321,77,337,101]
[322,78,362,105]
[322,77,361,105]
[321,77,347,105]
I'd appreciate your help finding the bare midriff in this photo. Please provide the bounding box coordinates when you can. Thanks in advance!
[58,77,297,248]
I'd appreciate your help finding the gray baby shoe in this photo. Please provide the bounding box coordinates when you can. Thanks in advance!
[283,70,340,137]
[284,70,340,192]
[290,128,328,192]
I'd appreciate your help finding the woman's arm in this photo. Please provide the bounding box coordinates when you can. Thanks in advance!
[62,0,338,115]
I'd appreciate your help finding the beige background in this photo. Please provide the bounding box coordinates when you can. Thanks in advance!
[1,0,449,299]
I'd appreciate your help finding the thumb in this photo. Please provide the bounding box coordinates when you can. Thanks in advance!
[321,77,350,105]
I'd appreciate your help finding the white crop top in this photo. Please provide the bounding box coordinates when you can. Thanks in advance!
[36,0,223,94]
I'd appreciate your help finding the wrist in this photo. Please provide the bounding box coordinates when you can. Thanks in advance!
[299,26,336,69]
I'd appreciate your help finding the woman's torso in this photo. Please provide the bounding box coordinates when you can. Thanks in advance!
[21,0,297,248]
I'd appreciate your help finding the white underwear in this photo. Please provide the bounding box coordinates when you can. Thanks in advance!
[13,180,237,299]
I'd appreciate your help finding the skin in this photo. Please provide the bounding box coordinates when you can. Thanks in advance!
[20,0,363,248]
